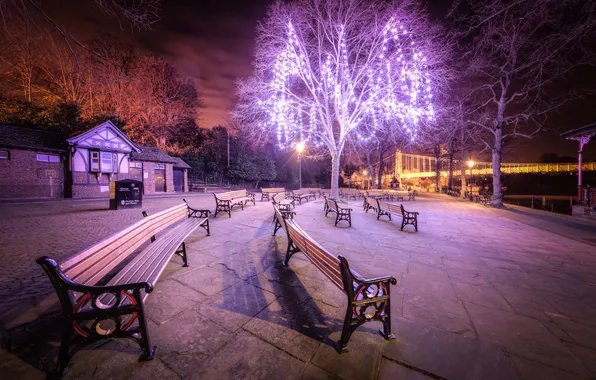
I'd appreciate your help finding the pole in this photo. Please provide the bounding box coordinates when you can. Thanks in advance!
[469,167,472,199]
[227,127,230,170]
[298,153,302,189]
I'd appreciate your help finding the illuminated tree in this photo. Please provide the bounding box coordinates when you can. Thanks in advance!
[236,0,447,197]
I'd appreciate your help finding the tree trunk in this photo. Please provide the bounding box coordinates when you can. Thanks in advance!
[377,150,384,189]
[331,154,341,198]
[448,137,455,190]
[491,124,504,207]
[460,129,466,198]
[434,145,441,192]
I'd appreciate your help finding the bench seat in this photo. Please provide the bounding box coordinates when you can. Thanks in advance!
[261,187,285,201]
[213,189,256,217]
[324,196,352,227]
[375,200,419,231]
[36,202,210,377]
[271,206,397,353]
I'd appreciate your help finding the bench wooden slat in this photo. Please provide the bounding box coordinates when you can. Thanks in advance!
[278,213,398,354]
[106,218,204,289]
[286,221,343,290]
[65,205,187,285]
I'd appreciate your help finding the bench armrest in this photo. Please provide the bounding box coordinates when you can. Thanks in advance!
[352,272,398,287]
[36,256,154,297]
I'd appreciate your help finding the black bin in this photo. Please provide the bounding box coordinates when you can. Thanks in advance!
[110,179,143,210]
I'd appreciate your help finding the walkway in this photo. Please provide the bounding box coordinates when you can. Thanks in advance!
[1,193,596,379]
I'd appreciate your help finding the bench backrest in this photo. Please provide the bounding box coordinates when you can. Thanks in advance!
[304,187,320,193]
[284,219,344,292]
[262,187,285,194]
[293,189,311,195]
[60,203,188,286]
[377,200,403,216]
[273,192,288,202]
[326,197,338,211]
[215,189,248,200]
[367,190,385,197]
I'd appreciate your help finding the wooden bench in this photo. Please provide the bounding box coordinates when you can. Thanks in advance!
[261,187,285,201]
[375,200,419,231]
[35,202,210,377]
[272,192,295,211]
[213,189,256,217]
[271,206,397,353]
[384,190,405,202]
[340,188,362,200]
[363,195,377,213]
[324,196,352,227]
[292,189,317,204]
[475,194,491,206]
[303,187,322,199]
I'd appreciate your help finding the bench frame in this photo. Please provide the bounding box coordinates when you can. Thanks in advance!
[36,202,210,377]
[324,196,352,227]
[213,190,256,218]
[261,187,285,201]
[292,189,317,204]
[376,200,419,231]
[272,207,397,353]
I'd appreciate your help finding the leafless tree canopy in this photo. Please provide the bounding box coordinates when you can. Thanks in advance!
[235,0,450,196]
[450,0,596,206]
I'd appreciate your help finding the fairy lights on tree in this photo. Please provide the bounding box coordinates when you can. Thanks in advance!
[236,0,442,197]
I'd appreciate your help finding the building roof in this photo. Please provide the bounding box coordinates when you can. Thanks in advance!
[67,120,140,153]
[0,124,68,153]
[561,123,596,139]
[172,157,191,169]
[130,145,178,164]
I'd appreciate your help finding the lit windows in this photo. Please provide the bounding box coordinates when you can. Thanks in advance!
[0,150,8,160]
[37,153,60,162]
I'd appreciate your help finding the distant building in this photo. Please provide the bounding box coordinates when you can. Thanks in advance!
[0,125,68,199]
[0,121,191,199]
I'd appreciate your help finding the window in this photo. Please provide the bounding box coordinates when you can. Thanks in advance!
[37,153,60,162]
[90,151,100,171]
[129,162,142,169]
[89,151,118,173]
[154,163,165,170]
[0,150,8,160]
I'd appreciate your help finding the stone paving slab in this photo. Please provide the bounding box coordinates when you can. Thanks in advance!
[2,192,596,379]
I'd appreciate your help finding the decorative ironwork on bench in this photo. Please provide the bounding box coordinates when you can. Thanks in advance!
[278,216,397,353]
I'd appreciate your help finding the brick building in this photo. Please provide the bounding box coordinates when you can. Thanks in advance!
[0,121,190,199]
[0,125,68,199]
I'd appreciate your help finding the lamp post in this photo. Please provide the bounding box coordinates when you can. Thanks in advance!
[467,160,475,199]
[296,141,305,189]
[363,170,368,190]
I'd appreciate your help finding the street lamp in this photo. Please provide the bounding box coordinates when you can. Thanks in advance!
[467,160,475,199]
[296,142,305,189]
[362,170,368,190]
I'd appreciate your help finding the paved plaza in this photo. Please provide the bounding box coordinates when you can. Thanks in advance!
[1,193,596,379]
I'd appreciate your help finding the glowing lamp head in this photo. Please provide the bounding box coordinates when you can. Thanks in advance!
[296,141,305,153]
[363,170,367,175]
[467,160,475,168]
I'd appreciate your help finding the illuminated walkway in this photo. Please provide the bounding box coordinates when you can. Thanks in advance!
[1,194,596,379]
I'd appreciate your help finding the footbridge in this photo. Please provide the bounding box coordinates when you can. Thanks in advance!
[375,151,596,180]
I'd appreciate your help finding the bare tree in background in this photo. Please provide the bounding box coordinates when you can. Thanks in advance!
[451,0,596,207]
[235,0,449,197]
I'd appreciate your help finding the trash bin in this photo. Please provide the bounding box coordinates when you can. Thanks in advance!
[110,179,143,210]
